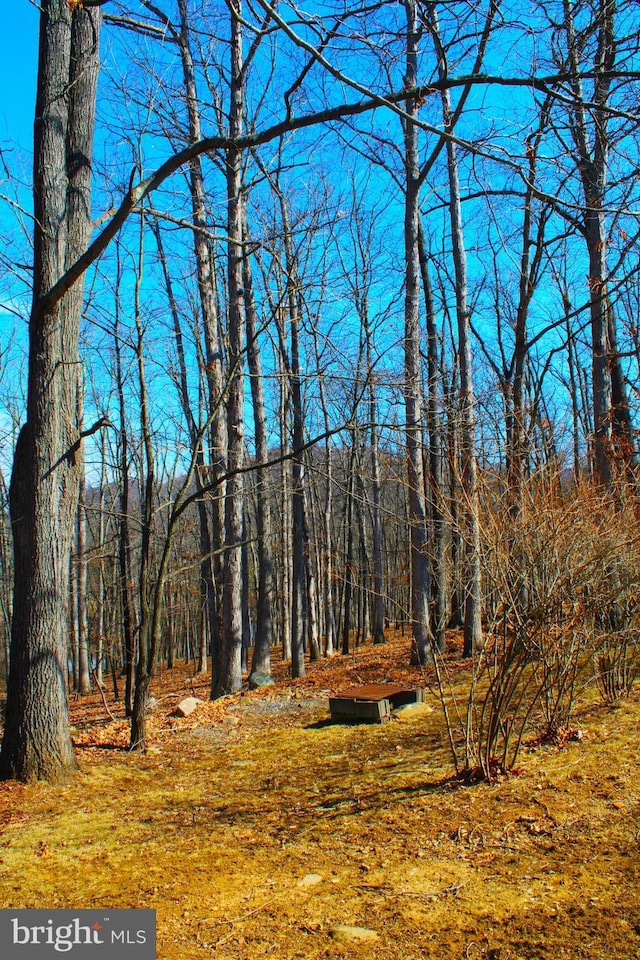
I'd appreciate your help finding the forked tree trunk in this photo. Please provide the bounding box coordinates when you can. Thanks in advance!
[0,1,102,782]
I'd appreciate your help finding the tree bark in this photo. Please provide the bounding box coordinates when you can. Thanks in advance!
[243,222,274,679]
[417,223,446,652]
[113,265,136,718]
[432,7,483,656]
[75,387,91,696]
[403,0,432,666]
[176,0,226,677]
[0,1,101,781]
[561,0,634,483]
[151,218,215,676]
[214,0,245,697]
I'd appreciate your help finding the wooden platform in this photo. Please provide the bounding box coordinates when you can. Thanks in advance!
[329,684,425,724]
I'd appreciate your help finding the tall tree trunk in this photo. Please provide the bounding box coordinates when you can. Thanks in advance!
[341,435,357,657]
[151,218,215,676]
[130,208,156,751]
[274,199,310,678]
[244,223,274,679]
[214,0,245,697]
[113,254,136,718]
[176,0,226,677]
[562,0,634,483]
[75,394,91,696]
[432,8,483,656]
[304,482,321,662]
[403,0,432,665]
[0,1,101,781]
[95,429,107,687]
[290,301,307,677]
[279,344,292,661]
[311,333,337,656]
[241,508,251,673]
[418,223,447,651]
[364,315,386,645]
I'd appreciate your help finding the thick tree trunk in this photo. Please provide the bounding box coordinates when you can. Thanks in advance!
[0,1,101,781]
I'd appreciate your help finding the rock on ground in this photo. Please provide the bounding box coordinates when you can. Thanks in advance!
[392,701,434,721]
[248,672,274,690]
[297,874,323,888]
[329,925,379,943]
[174,697,202,718]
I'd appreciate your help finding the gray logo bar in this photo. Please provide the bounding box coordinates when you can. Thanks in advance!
[0,910,156,959]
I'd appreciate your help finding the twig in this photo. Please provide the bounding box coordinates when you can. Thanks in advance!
[202,895,282,947]
[92,668,117,721]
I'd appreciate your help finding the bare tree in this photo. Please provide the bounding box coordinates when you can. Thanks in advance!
[0,2,102,781]
[403,0,432,665]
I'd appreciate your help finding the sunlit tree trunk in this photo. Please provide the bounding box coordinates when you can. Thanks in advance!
[0,1,101,781]
[244,224,274,679]
[214,0,245,696]
[311,331,337,656]
[432,7,482,656]
[130,208,156,750]
[176,0,226,675]
[75,385,91,696]
[417,224,446,651]
[151,218,214,677]
[113,252,136,718]
[403,0,432,665]
[561,0,635,482]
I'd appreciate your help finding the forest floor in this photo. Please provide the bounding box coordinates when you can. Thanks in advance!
[1,630,640,960]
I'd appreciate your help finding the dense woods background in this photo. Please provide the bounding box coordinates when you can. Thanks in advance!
[1,0,640,780]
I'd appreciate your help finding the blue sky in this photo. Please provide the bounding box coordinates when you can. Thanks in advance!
[0,2,39,151]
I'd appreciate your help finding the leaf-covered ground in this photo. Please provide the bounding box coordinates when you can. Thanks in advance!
[1,632,639,960]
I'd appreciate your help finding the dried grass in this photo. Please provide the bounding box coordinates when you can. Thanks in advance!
[0,632,639,959]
